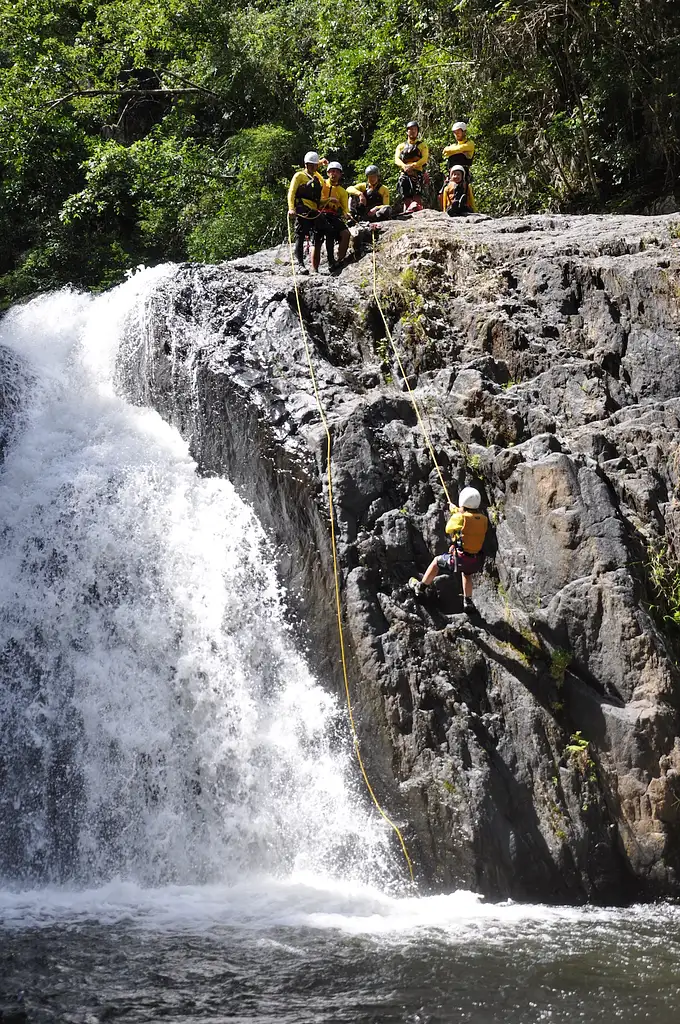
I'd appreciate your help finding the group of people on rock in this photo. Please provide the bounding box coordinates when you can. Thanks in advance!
[287,119,477,274]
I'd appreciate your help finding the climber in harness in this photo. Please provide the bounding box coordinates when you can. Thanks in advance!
[394,121,430,213]
[442,165,474,217]
[319,161,351,270]
[287,151,327,274]
[409,487,488,613]
[347,165,392,222]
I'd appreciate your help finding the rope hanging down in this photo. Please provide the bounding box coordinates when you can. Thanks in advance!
[371,239,453,508]
[286,220,414,883]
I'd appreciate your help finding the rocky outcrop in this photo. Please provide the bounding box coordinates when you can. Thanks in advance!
[126,211,680,903]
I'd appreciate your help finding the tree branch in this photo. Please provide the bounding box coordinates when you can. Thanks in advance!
[46,87,217,111]
[157,68,222,100]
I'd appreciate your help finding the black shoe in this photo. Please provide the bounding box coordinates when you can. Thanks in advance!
[408,576,429,598]
[463,597,477,614]
[295,261,309,276]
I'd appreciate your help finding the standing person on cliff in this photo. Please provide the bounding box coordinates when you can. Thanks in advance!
[439,122,477,211]
[409,487,488,613]
[442,121,475,175]
[394,120,429,213]
[287,151,327,274]
[319,161,352,271]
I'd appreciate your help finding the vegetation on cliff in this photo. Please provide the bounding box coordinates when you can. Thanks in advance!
[1,0,679,306]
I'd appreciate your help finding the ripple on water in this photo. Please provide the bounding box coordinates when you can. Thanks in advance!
[1,882,680,1023]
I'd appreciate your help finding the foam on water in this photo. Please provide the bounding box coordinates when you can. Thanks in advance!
[2,875,677,947]
[0,269,393,898]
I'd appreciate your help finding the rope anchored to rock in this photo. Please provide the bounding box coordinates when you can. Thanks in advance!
[286,218,415,883]
[371,239,453,508]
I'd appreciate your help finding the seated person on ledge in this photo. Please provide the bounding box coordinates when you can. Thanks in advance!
[442,165,475,217]
[347,165,392,222]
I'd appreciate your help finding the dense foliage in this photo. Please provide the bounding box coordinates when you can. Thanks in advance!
[1,0,679,305]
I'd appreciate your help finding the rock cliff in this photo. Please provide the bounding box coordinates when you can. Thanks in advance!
[125,211,680,903]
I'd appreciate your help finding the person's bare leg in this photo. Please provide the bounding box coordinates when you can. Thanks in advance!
[462,573,473,598]
[421,558,440,586]
[337,229,350,262]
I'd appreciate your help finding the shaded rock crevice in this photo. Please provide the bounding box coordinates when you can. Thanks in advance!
[126,212,680,903]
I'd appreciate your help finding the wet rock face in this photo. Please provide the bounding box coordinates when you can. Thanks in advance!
[129,212,680,903]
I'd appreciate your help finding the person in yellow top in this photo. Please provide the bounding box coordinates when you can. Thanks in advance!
[318,161,351,270]
[394,120,430,212]
[287,150,327,274]
[442,165,475,217]
[442,121,475,174]
[409,487,488,613]
[347,165,391,222]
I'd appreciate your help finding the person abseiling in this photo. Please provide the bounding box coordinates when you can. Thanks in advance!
[347,165,391,222]
[394,120,429,213]
[442,121,475,175]
[287,151,326,274]
[319,161,351,270]
[409,486,488,613]
[442,165,474,217]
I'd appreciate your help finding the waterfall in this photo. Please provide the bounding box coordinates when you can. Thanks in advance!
[0,270,393,891]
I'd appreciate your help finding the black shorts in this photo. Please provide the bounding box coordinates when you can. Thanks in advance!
[295,211,326,242]
[397,170,424,199]
[324,215,349,240]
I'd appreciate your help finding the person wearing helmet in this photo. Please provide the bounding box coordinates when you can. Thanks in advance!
[442,165,474,217]
[442,121,475,174]
[394,120,429,213]
[409,486,488,613]
[287,151,327,274]
[318,160,351,270]
[347,165,391,222]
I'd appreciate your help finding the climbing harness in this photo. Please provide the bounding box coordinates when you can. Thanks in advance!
[371,239,453,508]
[286,218,414,883]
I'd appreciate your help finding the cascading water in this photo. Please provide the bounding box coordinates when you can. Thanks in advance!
[0,269,395,892]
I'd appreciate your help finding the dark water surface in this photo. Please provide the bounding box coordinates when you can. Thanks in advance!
[2,882,679,1023]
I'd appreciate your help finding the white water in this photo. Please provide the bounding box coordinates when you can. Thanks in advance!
[0,270,394,897]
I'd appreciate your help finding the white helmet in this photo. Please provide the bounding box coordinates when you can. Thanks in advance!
[327,161,343,172]
[450,164,466,175]
[452,121,468,132]
[458,486,481,509]
[304,151,320,164]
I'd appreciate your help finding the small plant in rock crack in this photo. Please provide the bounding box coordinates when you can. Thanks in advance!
[566,731,598,804]
[550,647,572,686]
[453,440,484,476]
[487,501,504,526]
[647,544,680,628]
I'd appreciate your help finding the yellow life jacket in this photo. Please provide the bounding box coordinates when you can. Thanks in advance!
[319,181,347,219]
[445,509,488,554]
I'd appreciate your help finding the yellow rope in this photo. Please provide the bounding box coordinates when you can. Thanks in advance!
[286,218,414,882]
[371,238,453,508]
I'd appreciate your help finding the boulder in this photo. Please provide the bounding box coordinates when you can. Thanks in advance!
[125,211,680,902]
